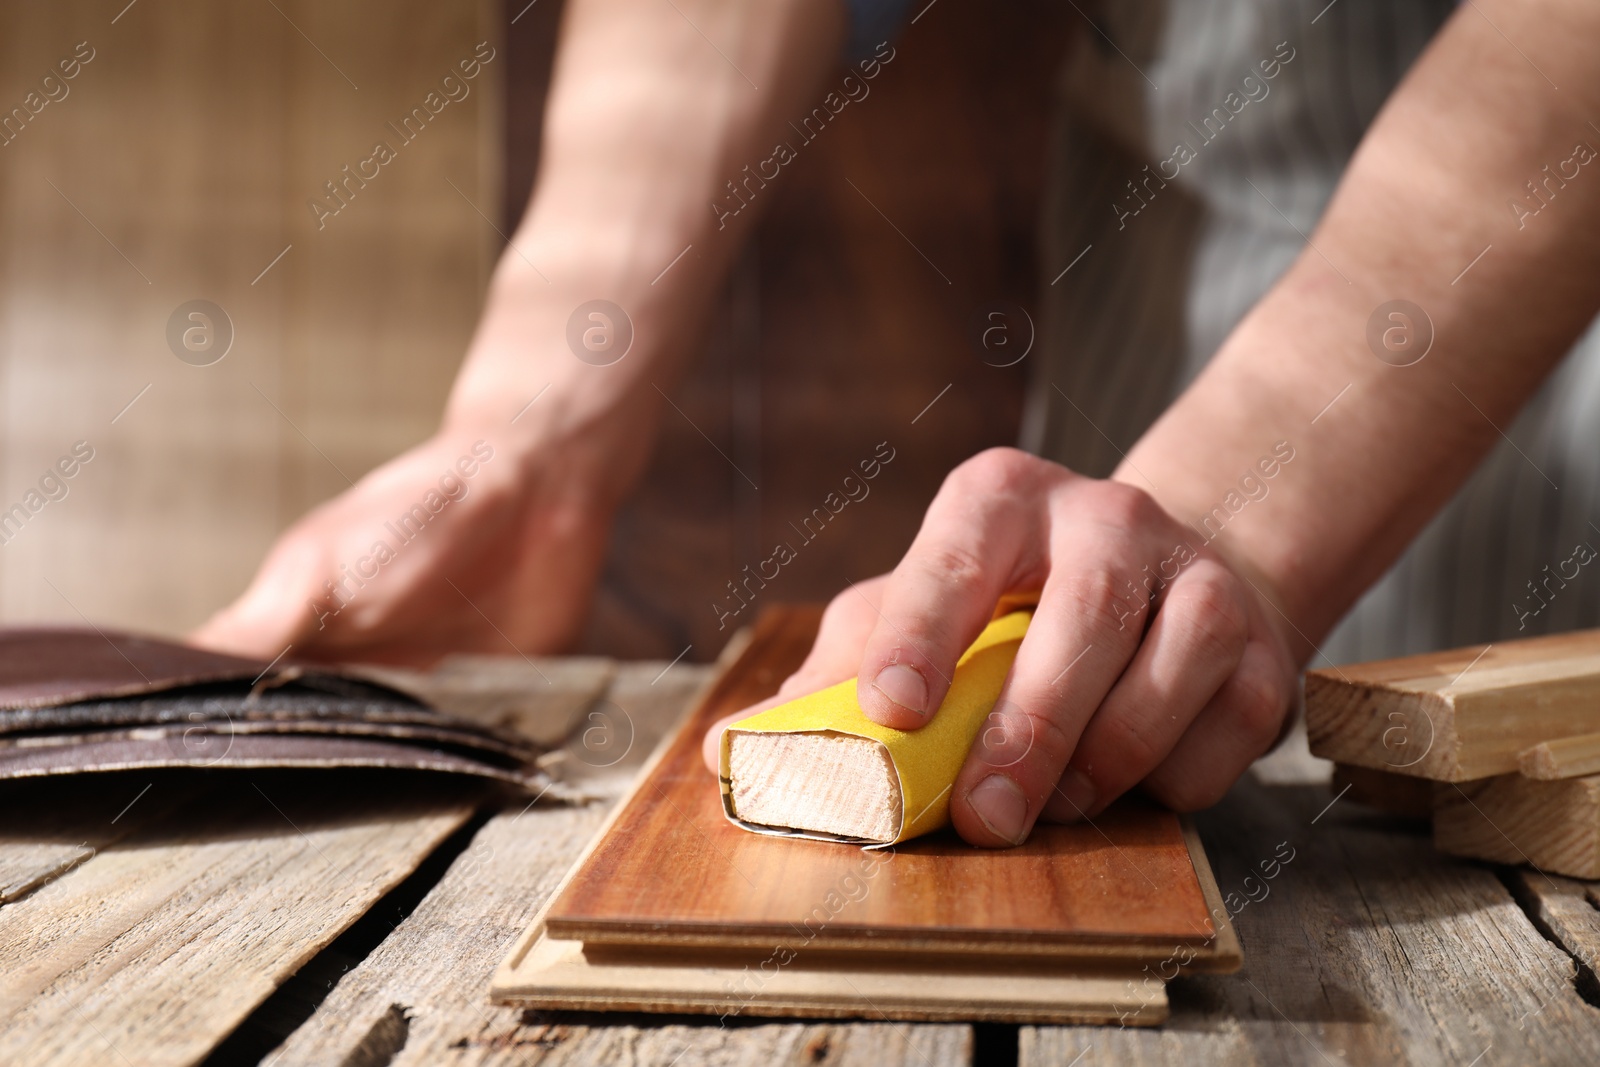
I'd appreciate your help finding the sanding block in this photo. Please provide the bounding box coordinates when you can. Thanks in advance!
[719,611,1029,844]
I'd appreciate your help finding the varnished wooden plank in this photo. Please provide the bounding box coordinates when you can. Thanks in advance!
[1434,774,1600,879]
[0,772,480,1066]
[1306,629,1600,781]
[1023,770,1600,1065]
[542,608,1220,965]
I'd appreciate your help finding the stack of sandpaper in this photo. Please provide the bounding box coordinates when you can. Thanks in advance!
[1306,628,1600,877]
[0,627,542,786]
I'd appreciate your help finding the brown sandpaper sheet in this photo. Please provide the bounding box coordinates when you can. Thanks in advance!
[0,627,546,788]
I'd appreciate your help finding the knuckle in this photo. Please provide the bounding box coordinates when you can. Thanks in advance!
[1088,713,1169,777]
[948,447,1042,497]
[907,542,990,602]
[1084,479,1161,530]
[823,583,870,626]
[1225,667,1288,755]
[1009,708,1077,779]
[1056,569,1137,634]
[1171,575,1250,661]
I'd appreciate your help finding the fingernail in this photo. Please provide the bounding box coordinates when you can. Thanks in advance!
[871,663,928,716]
[969,774,1030,844]
[1055,769,1097,822]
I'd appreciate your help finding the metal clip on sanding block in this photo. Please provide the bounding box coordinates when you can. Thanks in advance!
[718,610,1031,846]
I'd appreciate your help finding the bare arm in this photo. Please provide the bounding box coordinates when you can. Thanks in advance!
[1124,0,1600,653]
[195,0,844,661]
[704,0,1600,846]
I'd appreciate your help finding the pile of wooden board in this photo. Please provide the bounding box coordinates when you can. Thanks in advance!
[1306,629,1600,877]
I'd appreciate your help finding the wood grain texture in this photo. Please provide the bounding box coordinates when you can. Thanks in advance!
[1506,869,1600,988]
[1434,775,1600,879]
[498,923,1165,1025]
[266,660,972,1065]
[1306,629,1600,780]
[0,0,497,636]
[0,774,193,905]
[1023,769,1600,1065]
[1521,731,1600,780]
[543,607,1222,965]
[0,772,481,1066]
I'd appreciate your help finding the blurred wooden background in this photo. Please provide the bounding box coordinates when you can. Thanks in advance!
[0,0,1071,662]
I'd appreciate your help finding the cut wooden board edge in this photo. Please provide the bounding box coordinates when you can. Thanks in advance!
[493,937,1168,1026]
[499,624,752,979]
[1180,816,1243,975]
[1305,630,1600,782]
[1433,774,1600,879]
[490,912,1167,1026]
[1519,732,1600,780]
[1304,676,1466,780]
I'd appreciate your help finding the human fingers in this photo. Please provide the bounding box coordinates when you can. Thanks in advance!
[948,480,1170,846]
[699,576,886,772]
[188,523,329,657]
[1135,630,1294,812]
[1035,555,1249,823]
[854,449,1049,729]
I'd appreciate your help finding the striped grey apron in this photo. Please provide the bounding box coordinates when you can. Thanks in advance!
[1020,0,1600,663]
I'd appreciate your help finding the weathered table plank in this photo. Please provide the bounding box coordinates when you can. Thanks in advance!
[0,649,615,1066]
[1023,745,1600,1066]
[0,774,198,905]
[0,773,482,1066]
[264,662,974,1066]
[1509,869,1600,990]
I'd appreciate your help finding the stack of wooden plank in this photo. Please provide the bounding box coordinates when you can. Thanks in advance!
[1306,629,1600,877]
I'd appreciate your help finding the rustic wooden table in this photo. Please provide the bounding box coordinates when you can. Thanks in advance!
[2,656,1598,1066]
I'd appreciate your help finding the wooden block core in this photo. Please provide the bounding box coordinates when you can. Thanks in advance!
[727,731,901,843]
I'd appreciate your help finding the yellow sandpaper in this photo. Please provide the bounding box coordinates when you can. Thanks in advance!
[719,610,1031,845]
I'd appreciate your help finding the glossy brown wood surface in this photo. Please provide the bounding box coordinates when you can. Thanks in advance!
[545,606,1215,955]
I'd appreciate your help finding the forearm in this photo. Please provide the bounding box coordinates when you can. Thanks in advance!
[1119,0,1600,655]
[445,0,845,500]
